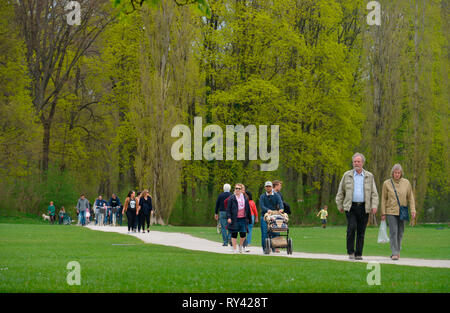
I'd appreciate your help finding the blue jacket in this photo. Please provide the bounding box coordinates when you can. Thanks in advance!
[259,192,284,215]
[108,197,121,208]
[215,191,232,214]
[95,199,107,209]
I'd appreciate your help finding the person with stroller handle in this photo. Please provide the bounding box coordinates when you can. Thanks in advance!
[226,183,252,254]
[108,193,121,226]
[94,195,107,226]
[259,181,284,253]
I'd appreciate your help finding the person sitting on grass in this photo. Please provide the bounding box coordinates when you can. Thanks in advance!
[317,205,328,228]
[58,207,66,224]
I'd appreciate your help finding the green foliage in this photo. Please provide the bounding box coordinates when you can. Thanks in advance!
[112,0,211,18]
[1,0,447,225]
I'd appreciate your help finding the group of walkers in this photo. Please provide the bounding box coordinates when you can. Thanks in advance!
[215,152,416,261]
[122,189,154,234]
[75,193,124,227]
[215,180,290,254]
[335,153,415,261]
[46,152,415,261]
[75,190,154,234]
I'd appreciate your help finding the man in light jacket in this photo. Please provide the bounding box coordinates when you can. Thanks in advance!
[336,153,379,260]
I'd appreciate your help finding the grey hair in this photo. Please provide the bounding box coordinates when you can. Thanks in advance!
[223,183,231,192]
[352,152,365,164]
[391,164,403,178]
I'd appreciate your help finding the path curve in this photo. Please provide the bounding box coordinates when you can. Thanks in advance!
[86,225,450,269]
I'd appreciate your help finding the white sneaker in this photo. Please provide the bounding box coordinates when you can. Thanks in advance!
[239,246,243,253]
[233,249,238,254]
[245,247,250,252]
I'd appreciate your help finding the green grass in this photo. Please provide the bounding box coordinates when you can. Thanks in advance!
[0,210,49,225]
[0,223,449,292]
[150,224,450,260]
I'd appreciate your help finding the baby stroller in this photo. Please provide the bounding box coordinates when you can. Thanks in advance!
[63,213,72,225]
[263,210,293,255]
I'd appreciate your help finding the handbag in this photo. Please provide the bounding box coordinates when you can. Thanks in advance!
[390,179,409,221]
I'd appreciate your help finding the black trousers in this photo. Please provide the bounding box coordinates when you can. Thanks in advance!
[345,203,369,256]
[126,210,136,231]
[141,213,151,230]
[138,212,150,232]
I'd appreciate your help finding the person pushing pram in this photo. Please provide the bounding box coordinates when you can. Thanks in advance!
[259,181,284,253]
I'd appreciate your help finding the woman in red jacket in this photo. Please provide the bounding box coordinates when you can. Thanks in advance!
[244,190,258,252]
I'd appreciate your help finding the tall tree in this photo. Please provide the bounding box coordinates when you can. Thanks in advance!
[14,0,115,173]
[130,1,200,224]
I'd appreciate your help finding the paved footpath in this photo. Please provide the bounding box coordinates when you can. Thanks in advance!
[86,225,450,269]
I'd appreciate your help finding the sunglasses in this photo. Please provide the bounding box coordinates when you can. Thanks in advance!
[235,187,241,190]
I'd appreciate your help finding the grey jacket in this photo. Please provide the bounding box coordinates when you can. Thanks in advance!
[76,198,90,212]
[336,169,379,213]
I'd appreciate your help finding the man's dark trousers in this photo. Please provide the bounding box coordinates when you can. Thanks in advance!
[345,202,369,257]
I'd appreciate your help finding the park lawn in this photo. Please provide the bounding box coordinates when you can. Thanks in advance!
[150,224,450,260]
[0,223,449,293]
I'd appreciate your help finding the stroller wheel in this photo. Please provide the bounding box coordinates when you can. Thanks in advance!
[287,238,293,255]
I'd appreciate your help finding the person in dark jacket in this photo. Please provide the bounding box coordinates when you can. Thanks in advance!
[260,181,284,252]
[108,194,121,226]
[226,183,252,253]
[139,189,154,233]
[214,183,232,246]
[273,180,291,215]
[94,195,107,226]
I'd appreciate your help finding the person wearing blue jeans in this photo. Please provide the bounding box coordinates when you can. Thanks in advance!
[259,181,284,252]
[76,194,90,227]
[105,207,111,225]
[117,205,123,226]
[108,194,121,226]
[243,190,258,251]
[214,184,232,246]
[246,215,255,244]
[219,211,231,245]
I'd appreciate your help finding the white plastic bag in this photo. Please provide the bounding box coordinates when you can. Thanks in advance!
[377,220,390,243]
